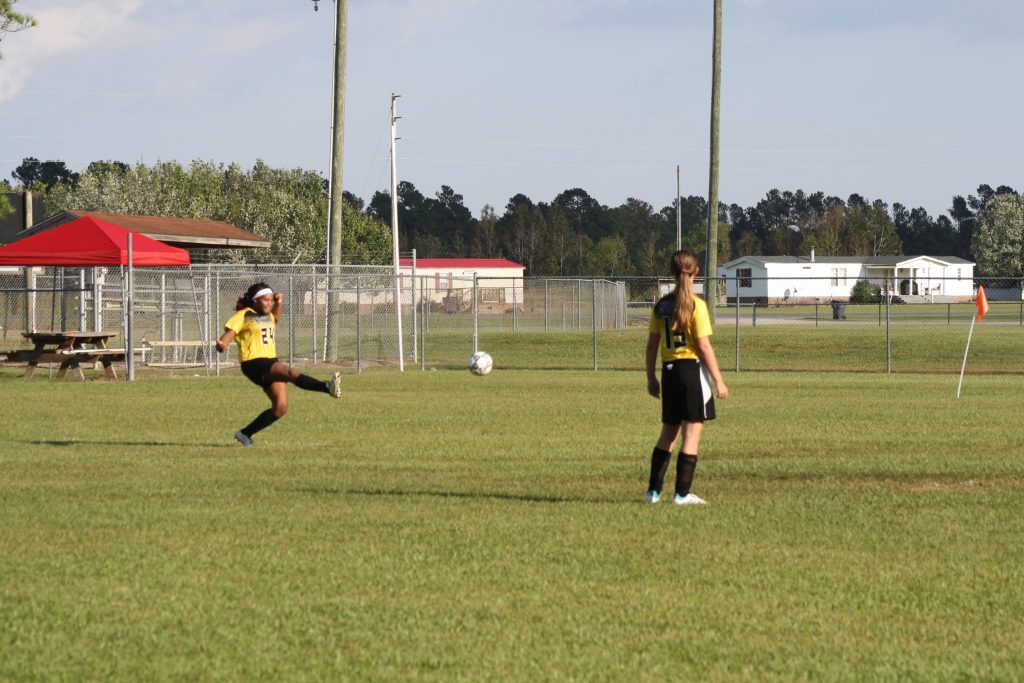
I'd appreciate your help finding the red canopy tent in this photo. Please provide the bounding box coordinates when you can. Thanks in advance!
[0,216,191,381]
[0,215,190,265]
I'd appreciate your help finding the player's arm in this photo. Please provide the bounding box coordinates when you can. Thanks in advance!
[272,292,283,321]
[645,332,661,398]
[215,327,236,353]
[695,335,729,398]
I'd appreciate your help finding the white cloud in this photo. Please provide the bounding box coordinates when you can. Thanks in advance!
[0,0,143,101]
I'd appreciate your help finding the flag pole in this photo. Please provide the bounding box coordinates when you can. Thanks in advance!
[956,316,975,399]
[957,284,990,398]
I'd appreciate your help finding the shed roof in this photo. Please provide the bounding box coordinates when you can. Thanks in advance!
[398,258,524,270]
[19,210,270,249]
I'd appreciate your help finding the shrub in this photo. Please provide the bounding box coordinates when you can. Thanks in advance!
[849,279,881,304]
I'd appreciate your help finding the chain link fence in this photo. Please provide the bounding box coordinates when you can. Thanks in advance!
[3,267,1020,375]
[0,265,628,374]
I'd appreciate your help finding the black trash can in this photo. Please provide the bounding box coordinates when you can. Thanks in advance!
[831,301,847,320]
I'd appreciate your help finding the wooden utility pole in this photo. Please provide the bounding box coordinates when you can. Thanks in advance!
[705,0,722,323]
[325,0,348,359]
[676,165,682,251]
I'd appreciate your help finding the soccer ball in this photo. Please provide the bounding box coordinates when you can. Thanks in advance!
[468,351,493,376]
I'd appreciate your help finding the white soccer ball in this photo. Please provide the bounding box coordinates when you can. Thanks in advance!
[468,351,493,376]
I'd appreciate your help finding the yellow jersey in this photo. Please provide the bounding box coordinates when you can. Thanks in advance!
[648,295,713,362]
[224,307,278,362]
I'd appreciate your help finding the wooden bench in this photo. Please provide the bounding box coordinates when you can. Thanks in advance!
[2,347,149,380]
[142,340,212,367]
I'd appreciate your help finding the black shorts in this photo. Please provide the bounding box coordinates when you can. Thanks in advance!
[240,357,279,387]
[661,359,716,425]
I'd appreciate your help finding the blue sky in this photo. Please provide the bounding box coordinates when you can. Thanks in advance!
[1,0,1021,220]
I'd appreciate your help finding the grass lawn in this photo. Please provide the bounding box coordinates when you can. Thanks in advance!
[1,368,1023,681]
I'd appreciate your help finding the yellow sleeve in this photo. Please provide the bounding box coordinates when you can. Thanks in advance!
[224,309,247,333]
[648,308,661,335]
[691,299,713,339]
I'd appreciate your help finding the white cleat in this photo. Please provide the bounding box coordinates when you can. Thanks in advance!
[234,431,253,447]
[673,493,707,505]
[644,490,661,504]
[328,371,342,398]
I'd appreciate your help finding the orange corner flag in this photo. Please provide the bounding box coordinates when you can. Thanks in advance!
[977,285,990,321]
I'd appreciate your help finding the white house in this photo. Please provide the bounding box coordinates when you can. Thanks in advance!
[398,257,525,312]
[303,258,526,314]
[719,251,975,304]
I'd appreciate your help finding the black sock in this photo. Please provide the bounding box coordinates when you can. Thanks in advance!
[295,373,329,393]
[242,409,278,437]
[648,447,672,493]
[676,454,698,497]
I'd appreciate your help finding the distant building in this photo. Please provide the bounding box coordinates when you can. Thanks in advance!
[719,251,975,304]
[399,258,525,313]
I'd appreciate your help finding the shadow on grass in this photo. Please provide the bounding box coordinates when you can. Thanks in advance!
[21,439,234,448]
[287,486,622,504]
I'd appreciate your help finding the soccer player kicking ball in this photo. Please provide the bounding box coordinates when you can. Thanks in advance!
[216,282,342,447]
[644,250,729,505]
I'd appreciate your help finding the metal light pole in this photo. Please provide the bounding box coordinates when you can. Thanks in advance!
[705,0,722,323]
[390,93,404,371]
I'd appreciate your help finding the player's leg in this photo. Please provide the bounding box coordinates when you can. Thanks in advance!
[646,422,681,502]
[267,361,340,397]
[674,420,704,503]
[234,381,287,446]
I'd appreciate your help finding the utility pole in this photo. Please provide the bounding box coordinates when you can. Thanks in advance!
[676,165,682,251]
[390,93,405,371]
[705,0,722,324]
[320,0,347,360]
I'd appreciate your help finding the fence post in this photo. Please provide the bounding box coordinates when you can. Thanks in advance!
[814,302,819,328]
[356,276,361,374]
[412,249,418,363]
[79,269,87,331]
[544,279,549,332]
[592,279,598,371]
[215,271,221,376]
[311,275,318,363]
[752,301,757,328]
[93,267,102,333]
[473,274,479,354]
[735,275,740,372]
[512,277,518,332]
[420,276,426,370]
[947,303,951,324]
[203,271,211,374]
[288,275,295,366]
[885,276,892,373]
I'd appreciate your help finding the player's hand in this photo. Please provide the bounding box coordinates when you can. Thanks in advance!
[716,381,729,399]
[215,340,227,353]
[274,292,284,306]
[647,377,660,399]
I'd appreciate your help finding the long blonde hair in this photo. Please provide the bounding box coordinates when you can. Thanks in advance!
[669,249,700,334]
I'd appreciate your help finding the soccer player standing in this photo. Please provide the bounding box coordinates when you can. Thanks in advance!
[644,250,729,504]
[216,282,342,446]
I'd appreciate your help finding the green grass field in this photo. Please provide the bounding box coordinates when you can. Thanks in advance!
[2,367,1023,681]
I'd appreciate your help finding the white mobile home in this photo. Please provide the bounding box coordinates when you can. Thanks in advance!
[720,253,975,304]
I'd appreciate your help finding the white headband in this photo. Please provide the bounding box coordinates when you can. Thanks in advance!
[252,288,273,300]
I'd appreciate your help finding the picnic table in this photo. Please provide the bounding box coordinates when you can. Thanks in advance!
[3,331,124,380]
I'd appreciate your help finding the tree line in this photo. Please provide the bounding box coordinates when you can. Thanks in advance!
[3,156,1022,277]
